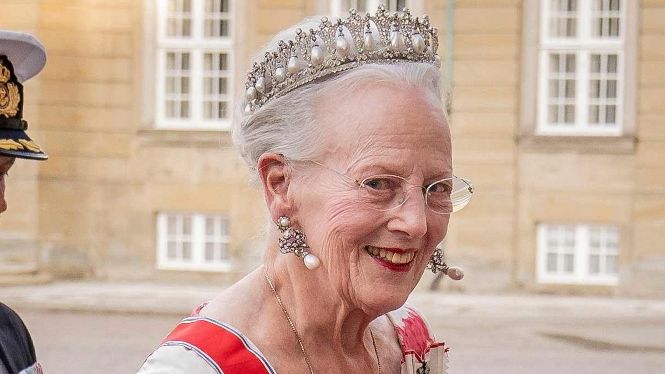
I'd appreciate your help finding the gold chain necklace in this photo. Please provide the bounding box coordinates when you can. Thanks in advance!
[263,270,381,374]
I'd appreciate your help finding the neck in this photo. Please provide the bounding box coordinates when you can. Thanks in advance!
[263,243,377,355]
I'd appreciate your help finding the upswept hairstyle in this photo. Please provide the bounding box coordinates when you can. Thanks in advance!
[233,18,447,182]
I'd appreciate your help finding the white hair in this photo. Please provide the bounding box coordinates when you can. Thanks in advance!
[232,18,447,182]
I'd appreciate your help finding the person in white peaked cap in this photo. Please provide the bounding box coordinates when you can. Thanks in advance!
[0,30,47,374]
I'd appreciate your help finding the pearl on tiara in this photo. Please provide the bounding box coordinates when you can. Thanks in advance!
[243,6,440,114]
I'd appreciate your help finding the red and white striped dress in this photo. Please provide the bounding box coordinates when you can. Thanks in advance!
[137,305,449,374]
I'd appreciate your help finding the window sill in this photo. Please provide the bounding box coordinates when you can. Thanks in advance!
[157,262,233,273]
[517,135,637,154]
[137,128,233,148]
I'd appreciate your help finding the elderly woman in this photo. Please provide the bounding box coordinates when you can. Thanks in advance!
[139,7,471,374]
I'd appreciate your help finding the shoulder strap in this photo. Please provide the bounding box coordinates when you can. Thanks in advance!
[161,317,276,374]
[387,305,446,363]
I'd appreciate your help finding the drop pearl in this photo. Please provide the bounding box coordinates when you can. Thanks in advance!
[412,33,425,53]
[255,77,266,94]
[245,86,256,101]
[287,56,300,74]
[304,253,321,270]
[364,32,376,51]
[391,31,405,50]
[274,67,286,82]
[310,45,324,65]
[336,36,350,57]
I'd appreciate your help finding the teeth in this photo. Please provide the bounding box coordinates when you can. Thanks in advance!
[365,246,414,265]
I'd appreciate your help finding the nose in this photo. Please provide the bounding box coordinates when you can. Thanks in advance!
[386,187,428,238]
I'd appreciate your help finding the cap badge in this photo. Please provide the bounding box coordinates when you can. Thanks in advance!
[0,60,20,118]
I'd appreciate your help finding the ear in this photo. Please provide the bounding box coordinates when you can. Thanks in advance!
[257,153,293,223]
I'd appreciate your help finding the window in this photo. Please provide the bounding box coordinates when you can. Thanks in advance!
[537,224,619,285]
[157,212,231,271]
[332,0,408,16]
[537,0,625,135]
[155,0,233,130]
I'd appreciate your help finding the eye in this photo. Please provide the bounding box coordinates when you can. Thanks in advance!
[427,180,452,195]
[362,176,399,191]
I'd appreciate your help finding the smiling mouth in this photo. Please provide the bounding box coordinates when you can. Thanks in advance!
[365,246,416,265]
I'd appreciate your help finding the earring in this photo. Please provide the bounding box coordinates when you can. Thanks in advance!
[277,216,321,270]
[427,247,464,280]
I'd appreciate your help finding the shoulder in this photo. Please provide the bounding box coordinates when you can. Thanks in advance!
[138,316,276,374]
[0,302,38,373]
[138,345,219,374]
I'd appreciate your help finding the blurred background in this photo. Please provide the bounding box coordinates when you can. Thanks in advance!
[1,0,664,373]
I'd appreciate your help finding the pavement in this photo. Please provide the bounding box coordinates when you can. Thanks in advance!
[2,280,665,350]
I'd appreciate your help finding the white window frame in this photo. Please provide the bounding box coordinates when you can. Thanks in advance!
[330,0,417,17]
[155,0,234,130]
[537,0,625,136]
[156,212,232,272]
[537,223,619,285]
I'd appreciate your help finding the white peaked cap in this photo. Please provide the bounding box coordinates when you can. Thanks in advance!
[0,30,46,83]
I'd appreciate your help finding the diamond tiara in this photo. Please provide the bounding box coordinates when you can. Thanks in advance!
[243,6,440,114]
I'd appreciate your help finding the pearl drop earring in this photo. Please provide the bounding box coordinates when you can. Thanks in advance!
[277,216,320,270]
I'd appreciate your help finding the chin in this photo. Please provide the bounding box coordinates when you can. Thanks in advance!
[358,286,413,316]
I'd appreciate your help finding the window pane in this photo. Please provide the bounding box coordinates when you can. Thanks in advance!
[205,242,215,261]
[564,254,574,273]
[181,54,190,70]
[591,54,601,73]
[167,216,177,234]
[589,254,600,274]
[564,104,575,123]
[592,0,621,38]
[606,105,616,123]
[607,55,618,73]
[606,255,617,274]
[219,102,228,118]
[218,54,228,70]
[205,0,230,38]
[590,79,600,98]
[166,53,176,70]
[182,242,192,260]
[167,241,177,259]
[206,217,216,235]
[181,77,189,94]
[216,78,226,94]
[606,80,617,98]
[549,0,577,38]
[565,54,576,72]
[565,79,575,97]
[610,0,620,11]
[589,104,599,123]
[548,80,559,97]
[219,20,229,37]
[550,54,560,73]
[181,102,189,117]
[609,18,619,36]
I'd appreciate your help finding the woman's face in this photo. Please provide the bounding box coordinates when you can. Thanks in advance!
[294,83,451,315]
[0,156,16,214]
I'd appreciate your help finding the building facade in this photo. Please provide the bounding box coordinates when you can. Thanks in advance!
[0,0,663,296]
